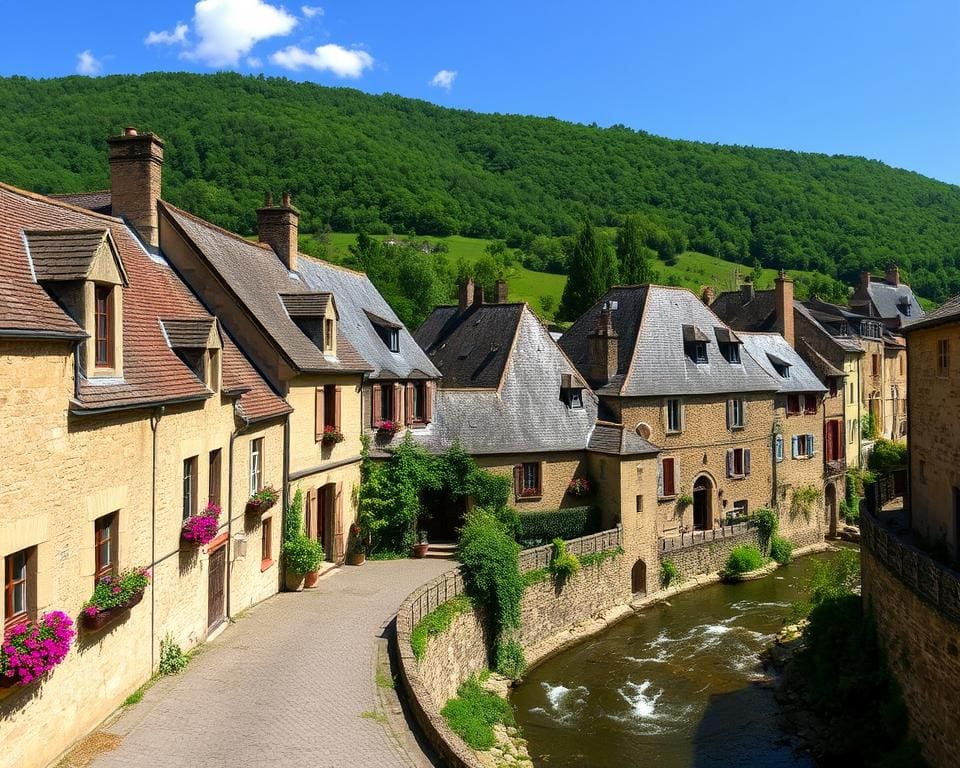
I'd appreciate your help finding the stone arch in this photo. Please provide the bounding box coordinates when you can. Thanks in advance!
[631,559,647,596]
[692,473,715,531]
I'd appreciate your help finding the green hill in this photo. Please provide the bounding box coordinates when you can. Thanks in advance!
[2,72,959,302]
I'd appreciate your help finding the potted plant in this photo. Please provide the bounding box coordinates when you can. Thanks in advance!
[413,529,430,558]
[282,535,323,592]
[1,611,75,687]
[347,522,367,566]
[246,485,278,516]
[567,476,592,497]
[182,502,220,546]
[376,420,401,439]
[80,567,151,631]
[321,425,344,446]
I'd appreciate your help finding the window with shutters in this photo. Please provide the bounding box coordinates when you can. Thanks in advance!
[94,284,113,367]
[802,394,817,415]
[5,547,35,629]
[250,439,263,496]
[183,457,198,520]
[938,339,950,377]
[324,384,338,430]
[665,399,683,433]
[728,398,746,429]
[380,384,394,422]
[775,434,784,463]
[94,512,118,583]
[727,448,751,478]
[516,462,542,499]
[787,394,801,415]
[412,382,427,422]
[792,433,815,459]
[659,457,676,498]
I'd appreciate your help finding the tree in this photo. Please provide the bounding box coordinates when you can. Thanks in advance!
[616,215,656,285]
[559,221,617,321]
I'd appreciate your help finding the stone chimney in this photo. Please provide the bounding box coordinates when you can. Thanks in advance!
[107,127,164,248]
[861,271,872,291]
[494,279,509,304]
[474,283,486,306]
[588,306,619,384]
[886,264,900,286]
[257,192,300,271]
[774,271,795,348]
[702,286,715,305]
[740,280,755,303]
[458,277,475,311]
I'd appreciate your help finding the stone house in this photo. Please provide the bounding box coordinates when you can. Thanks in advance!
[0,180,289,768]
[850,265,924,331]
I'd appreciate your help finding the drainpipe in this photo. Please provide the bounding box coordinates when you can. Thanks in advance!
[149,406,165,672]
[281,413,291,591]
[227,407,252,621]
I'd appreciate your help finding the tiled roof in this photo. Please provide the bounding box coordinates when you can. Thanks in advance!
[798,339,845,379]
[296,257,439,380]
[280,292,332,318]
[738,333,827,394]
[710,289,776,333]
[792,301,864,353]
[160,202,370,374]
[161,318,215,348]
[26,229,119,282]
[900,296,960,332]
[415,303,524,389]
[1,182,287,420]
[560,285,780,397]
[865,279,924,324]
[587,422,660,456]
[47,190,112,215]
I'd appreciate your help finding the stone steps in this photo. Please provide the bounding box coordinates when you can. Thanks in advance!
[422,543,457,560]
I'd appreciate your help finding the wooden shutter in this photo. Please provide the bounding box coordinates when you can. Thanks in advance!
[513,465,522,497]
[305,489,315,540]
[315,387,324,440]
[656,460,664,497]
[334,483,345,563]
[405,383,414,425]
[740,400,747,427]
[744,448,751,476]
[791,435,799,459]
[536,462,544,495]
[725,400,732,429]
[726,449,734,478]
[371,384,381,427]
[425,381,434,423]
[334,385,342,431]
[393,384,402,424]
[663,458,675,497]
[808,433,816,456]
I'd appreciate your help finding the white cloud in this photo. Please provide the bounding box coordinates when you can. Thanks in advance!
[186,0,298,67]
[429,69,457,91]
[247,56,263,67]
[301,5,323,17]
[270,44,374,78]
[145,23,189,46]
[76,50,102,75]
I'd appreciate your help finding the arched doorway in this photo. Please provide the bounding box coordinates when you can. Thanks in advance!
[693,475,713,531]
[631,559,647,596]
[825,482,838,538]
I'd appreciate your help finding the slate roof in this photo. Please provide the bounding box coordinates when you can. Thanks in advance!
[159,202,369,375]
[1,183,288,421]
[415,304,524,388]
[738,333,827,394]
[416,306,598,454]
[709,289,777,333]
[48,190,113,215]
[297,257,439,380]
[902,294,960,332]
[587,422,660,456]
[560,286,779,397]
[792,301,864,353]
[798,339,846,380]
[864,279,924,324]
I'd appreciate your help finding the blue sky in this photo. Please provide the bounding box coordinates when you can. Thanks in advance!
[4,0,959,184]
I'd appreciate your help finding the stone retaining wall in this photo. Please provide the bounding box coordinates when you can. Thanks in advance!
[395,527,625,768]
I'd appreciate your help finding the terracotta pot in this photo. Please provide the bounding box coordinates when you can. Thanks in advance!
[245,497,276,516]
[284,571,305,592]
[304,571,320,589]
[81,589,145,631]
[413,543,430,558]
[347,552,366,566]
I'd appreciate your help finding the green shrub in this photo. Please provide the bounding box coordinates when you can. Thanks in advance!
[792,548,861,620]
[410,595,473,661]
[517,506,600,546]
[770,535,793,565]
[753,507,778,553]
[676,493,694,510]
[869,439,908,476]
[549,538,581,580]
[284,488,304,543]
[282,535,324,574]
[158,634,188,675]
[440,677,516,751]
[494,640,527,680]
[660,559,680,588]
[791,485,822,522]
[579,546,624,569]
[724,545,765,575]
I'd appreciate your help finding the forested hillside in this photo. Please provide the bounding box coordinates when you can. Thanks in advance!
[2,72,960,300]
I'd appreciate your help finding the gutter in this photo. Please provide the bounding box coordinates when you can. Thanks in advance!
[69,392,211,417]
[0,328,87,340]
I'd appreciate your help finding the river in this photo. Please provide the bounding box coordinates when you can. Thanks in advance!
[511,548,848,768]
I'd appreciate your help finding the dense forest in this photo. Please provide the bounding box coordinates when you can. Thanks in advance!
[2,72,960,301]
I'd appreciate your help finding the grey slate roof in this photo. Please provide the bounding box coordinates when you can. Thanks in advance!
[417,306,598,454]
[48,191,113,215]
[587,422,660,456]
[710,289,776,333]
[415,304,525,389]
[738,333,827,394]
[161,318,215,348]
[865,279,924,323]
[280,292,332,318]
[798,339,846,379]
[560,286,780,397]
[792,301,864,353]
[26,229,118,282]
[160,202,369,374]
[296,257,440,380]
[902,293,960,333]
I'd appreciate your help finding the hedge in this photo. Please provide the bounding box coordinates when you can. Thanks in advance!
[518,506,600,547]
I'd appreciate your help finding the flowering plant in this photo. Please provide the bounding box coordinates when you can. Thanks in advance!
[321,425,344,445]
[1,611,75,685]
[377,420,401,435]
[567,477,592,497]
[182,502,220,545]
[82,567,151,618]
[519,486,541,498]
[250,486,278,505]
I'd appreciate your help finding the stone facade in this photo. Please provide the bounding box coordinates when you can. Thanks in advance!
[775,398,826,538]
[475,451,588,512]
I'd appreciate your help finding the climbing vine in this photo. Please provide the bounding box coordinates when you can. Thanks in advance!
[791,485,822,522]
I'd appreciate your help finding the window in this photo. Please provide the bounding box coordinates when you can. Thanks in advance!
[939,340,950,377]
[412,381,427,421]
[562,388,584,409]
[182,457,198,520]
[208,449,221,507]
[721,342,741,364]
[324,318,334,351]
[829,378,838,398]
[775,434,784,463]
[773,361,791,378]
[261,517,273,570]
[792,434,816,459]
[727,398,746,429]
[250,439,263,496]
[658,457,676,498]
[382,385,394,422]
[371,383,398,427]
[384,328,400,353]
[872,354,881,376]
[94,285,113,367]
[787,394,801,415]
[803,394,817,415]
[324,384,338,430]
[94,513,118,582]
[5,548,34,628]
[693,342,708,364]
[726,448,751,478]
[635,495,643,516]
[516,462,541,498]
[730,500,749,522]
[666,398,683,433]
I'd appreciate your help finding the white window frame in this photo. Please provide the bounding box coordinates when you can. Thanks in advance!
[250,439,262,497]
[729,398,746,430]
[666,398,683,433]
[775,434,784,463]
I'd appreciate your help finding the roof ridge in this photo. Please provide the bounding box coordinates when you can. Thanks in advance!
[159,199,276,254]
[299,252,367,277]
[0,182,125,225]
[49,188,111,197]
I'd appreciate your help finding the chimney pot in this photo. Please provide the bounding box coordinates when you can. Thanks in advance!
[588,306,619,384]
[474,284,485,306]
[886,264,900,286]
[124,126,138,136]
[282,191,291,208]
[861,271,872,291]
[264,191,273,207]
[107,128,164,248]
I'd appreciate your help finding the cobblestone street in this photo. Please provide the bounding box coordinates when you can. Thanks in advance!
[90,559,454,768]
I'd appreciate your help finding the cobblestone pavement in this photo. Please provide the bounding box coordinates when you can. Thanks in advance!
[91,559,455,768]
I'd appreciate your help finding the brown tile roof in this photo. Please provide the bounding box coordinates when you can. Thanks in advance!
[160,201,370,374]
[26,229,119,282]
[47,190,113,215]
[161,318,215,348]
[1,182,288,420]
[280,292,332,318]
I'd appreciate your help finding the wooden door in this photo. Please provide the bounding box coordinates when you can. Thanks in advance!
[207,544,227,632]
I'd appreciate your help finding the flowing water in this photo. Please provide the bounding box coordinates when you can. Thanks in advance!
[511,549,848,768]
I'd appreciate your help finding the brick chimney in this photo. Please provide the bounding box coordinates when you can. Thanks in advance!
[494,279,509,304]
[588,306,619,384]
[702,286,715,305]
[458,277,475,311]
[107,127,164,248]
[258,192,300,271]
[474,283,485,306]
[774,271,795,348]
[740,280,755,303]
[861,271,872,291]
[886,264,900,286]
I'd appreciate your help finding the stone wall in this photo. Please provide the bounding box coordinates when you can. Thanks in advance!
[395,527,626,768]
[861,514,960,768]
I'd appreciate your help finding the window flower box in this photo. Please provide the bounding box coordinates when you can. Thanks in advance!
[321,426,344,446]
[376,420,402,439]
[80,567,150,632]
[518,487,541,499]
[182,502,221,546]
[1,611,75,686]
[567,477,592,497]
[245,486,278,516]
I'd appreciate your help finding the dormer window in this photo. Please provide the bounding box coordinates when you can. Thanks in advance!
[325,318,335,352]
[161,318,221,392]
[560,373,586,409]
[683,325,709,364]
[281,292,337,357]
[94,285,114,367]
[768,353,791,379]
[365,310,402,353]
[898,297,912,317]
[715,328,742,364]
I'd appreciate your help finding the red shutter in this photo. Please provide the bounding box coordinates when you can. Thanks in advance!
[393,384,402,424]
[371,384,381,427]
[315,387,324,441]
[334,385,342,431]
[787,394,800,415]
[663,458,675,497]
[405,383,414,425]
[334,483,345,563]
[425,381,434,423]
